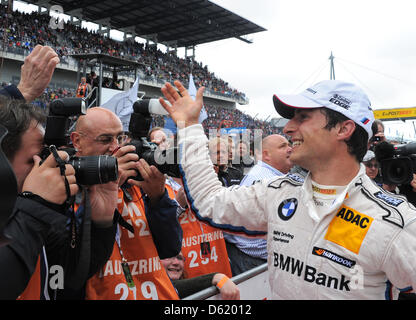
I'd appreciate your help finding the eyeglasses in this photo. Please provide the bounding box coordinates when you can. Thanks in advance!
[78,132,128,145]
[364,163,379,169]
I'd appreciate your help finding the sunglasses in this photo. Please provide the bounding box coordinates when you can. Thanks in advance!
[364,163,379,169]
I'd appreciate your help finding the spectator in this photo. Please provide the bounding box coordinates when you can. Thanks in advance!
[362,150,381,184]
[208,137,243,187]
[174,178,233,280]
[76,76,89,98]
[161,251,240,300]
[232,140,255,175]
[0,5,284,149]
[87,71,98,89]
[86,71,98,107]
[225,134,293,276]
[0,3,248,101]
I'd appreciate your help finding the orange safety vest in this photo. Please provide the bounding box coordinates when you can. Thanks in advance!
[86,187,179,300]
[165,181,232,279]
[76,83,88,97]
[17,256,41,300]
[17,204,84,300]
[179,208,232,279]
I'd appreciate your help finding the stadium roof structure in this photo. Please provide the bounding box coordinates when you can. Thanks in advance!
[25,0,267,47]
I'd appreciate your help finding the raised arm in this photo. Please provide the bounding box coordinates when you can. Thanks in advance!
[160,81,268,237]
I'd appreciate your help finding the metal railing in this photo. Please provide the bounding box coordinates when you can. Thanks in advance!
[183,263,267,300]
[85,87,97,108]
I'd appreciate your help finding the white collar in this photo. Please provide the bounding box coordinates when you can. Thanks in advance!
[301,164,367,222]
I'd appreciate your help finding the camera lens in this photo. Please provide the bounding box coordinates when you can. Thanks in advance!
[381,157,413,185]
[69,155,118,185]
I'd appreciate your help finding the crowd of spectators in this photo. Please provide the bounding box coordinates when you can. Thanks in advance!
[203,104,282,138]
[0,5,247,101]
[0,80,279,146]
[1,82,74,110]
[0,5,57,51]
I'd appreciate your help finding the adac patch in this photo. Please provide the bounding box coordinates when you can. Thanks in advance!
[325,205,373,254]
[278,198,298,221]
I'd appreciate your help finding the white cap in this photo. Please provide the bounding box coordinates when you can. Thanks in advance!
[362,150,376,162]
[273,80,374,139]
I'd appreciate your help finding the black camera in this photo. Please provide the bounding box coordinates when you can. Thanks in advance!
[42,98,118,185]
[127,99,180,181]
[375,141,416,185]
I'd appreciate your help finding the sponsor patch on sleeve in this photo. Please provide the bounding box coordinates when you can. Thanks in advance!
[325,205,373,254]
[373,191,404,207]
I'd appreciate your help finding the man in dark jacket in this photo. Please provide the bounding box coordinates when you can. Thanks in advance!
[208,137,243,187]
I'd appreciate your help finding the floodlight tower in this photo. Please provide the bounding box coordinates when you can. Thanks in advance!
[329,51,336,80]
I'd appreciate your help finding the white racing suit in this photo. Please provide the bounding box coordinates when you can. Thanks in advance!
[178,124,416,299]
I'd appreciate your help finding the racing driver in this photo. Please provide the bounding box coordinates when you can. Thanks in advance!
[159,79,416,299]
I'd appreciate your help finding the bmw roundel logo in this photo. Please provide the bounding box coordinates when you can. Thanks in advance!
[278,198,298,221]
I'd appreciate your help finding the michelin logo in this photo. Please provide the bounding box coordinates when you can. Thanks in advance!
[374,191,404,207]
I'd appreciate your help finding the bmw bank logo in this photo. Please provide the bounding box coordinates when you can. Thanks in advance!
[278,198,298,221]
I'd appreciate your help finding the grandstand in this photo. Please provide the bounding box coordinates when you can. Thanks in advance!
[0,0,280,138]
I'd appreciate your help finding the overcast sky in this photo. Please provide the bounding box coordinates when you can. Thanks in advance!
[194,0,416,139]
[13,0,416,139]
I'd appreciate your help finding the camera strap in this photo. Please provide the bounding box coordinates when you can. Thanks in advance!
[48,145,72,207]
[65,187,91,291]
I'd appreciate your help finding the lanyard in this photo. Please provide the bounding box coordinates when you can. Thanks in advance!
[115,222,136,289]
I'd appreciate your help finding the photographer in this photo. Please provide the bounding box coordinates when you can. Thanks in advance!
[69,107,182,300]
[374,141,416,300]
[0,44,119,299]
[375,140,416,199]
[146,127,233,281]
[368,119,386,151]
[0,97,80,299]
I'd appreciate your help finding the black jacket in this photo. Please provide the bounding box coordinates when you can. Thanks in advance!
[0,85,25,100]
[232,155,255,175]
[0,194,117,300]
[217,166,244,187]
[141,188,183,259]
[0,197,68,299]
